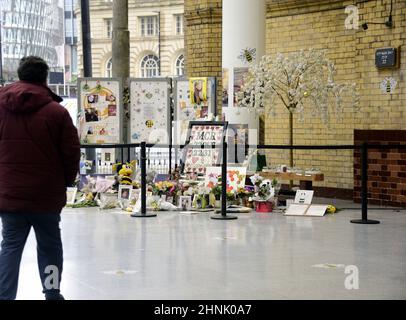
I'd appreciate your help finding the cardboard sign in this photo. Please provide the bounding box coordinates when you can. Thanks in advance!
[294,190,314,205]
[285,204,327,217]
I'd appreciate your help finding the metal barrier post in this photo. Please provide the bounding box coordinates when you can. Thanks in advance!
[131,141,157,218]
[211,141,237,220]
[169,143,172,175]
[351,142,380,224]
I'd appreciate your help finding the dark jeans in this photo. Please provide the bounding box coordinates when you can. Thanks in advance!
[0,213,63,300]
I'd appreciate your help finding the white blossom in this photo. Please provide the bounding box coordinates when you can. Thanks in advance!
[236,49,359,122]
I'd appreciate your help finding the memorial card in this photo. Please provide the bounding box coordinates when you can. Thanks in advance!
[78,78,122,144]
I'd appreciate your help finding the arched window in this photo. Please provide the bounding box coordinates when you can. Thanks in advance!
[106,58,112,77]
[140,54,159,78]
[175,54,185,76]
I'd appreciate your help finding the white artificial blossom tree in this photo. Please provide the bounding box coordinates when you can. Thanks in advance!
[236,48,360,171]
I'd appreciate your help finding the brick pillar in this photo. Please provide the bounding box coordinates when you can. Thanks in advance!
[184,0,223,114]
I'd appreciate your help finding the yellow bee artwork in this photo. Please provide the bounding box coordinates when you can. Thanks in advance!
[238,47,257,64]
[145,120,154,128]
[386,80,391,93]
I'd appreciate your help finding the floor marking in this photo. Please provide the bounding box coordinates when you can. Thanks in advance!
[312,263,346,269]
[213,236,237,241]
[101,270,139,275]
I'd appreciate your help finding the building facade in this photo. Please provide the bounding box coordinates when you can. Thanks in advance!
[64,0,78,83]
[76,0,185,78]
[0,0,65,81]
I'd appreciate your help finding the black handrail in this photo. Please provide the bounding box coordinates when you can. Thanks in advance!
[79,142,406,224]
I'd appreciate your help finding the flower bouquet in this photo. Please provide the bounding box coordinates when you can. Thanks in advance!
[236,186,255,207]
[192,185,212,209]
[250,174,275,212]
[73,176,116,208]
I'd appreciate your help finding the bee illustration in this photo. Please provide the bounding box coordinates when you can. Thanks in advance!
[386,81,391,93]
[380,77,397,94]
[145,120,154,128]
[238,47,257,64]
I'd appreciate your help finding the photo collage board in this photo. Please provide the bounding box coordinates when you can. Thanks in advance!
[78,78,122,144]
[173,77,217,145]
[129,78,172,144]
[182,121,228,175]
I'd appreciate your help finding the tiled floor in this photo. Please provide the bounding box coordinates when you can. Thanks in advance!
[2,199,405,300]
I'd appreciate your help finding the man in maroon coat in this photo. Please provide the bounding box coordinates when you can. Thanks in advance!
[0,56,80,300]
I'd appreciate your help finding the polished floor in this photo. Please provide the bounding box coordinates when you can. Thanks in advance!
[1,199,406,300]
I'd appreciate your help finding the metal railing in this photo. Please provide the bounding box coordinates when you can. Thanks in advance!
[80,141,406,223]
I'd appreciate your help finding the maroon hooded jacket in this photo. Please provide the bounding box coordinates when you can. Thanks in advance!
[0,81,81,214]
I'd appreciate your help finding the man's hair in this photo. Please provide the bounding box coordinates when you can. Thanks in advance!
[17,56,49,83]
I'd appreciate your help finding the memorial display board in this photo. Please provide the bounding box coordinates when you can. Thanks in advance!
[182,121,228,175]
[129,78,171,144]
[78,78,122,144]
[173,77,217,145]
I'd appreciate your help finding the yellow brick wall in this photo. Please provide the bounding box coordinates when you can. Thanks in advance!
[265,0,406,190]
[183,0,405,192]
[184,0,223,111]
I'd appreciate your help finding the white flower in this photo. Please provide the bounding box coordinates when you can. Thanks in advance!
[235,49,359,124]
[250,174,264,186]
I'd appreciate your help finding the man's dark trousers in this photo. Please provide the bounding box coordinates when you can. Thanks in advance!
[0,213,63,300]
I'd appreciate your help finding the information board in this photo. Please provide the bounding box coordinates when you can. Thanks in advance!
[78,78,122,144]
[129,78,171,144]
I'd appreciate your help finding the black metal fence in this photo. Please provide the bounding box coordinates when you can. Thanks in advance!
[80,142,406,224]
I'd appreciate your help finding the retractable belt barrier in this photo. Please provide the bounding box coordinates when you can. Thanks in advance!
[80,142,406,223]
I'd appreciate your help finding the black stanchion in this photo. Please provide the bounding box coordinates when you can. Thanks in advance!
[351,142,380,224]
[211,141,237,220]
[131,142,157,218]
[169,142,172,176]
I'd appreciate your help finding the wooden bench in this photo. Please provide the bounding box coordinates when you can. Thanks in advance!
[255,171,324,190]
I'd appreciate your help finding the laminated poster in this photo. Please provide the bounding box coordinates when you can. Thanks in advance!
[175,78,214,144]
[79,79,121,144]
[130,80,170,144]
[189,77,208,105]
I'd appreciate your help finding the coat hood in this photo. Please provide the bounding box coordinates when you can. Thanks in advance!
[0,81,63,114]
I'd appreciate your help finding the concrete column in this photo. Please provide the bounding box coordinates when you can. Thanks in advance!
[112,0,130,79]
[112,0,130,146]
[222,0,266,159]
[222,0,266,108]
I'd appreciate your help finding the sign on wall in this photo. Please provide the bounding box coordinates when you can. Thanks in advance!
[129,78,171,144]
[182,121,228,175]
[380,77,397,94]
[173,77,217,145]
[375,48,399,69]
[78,78,122,144]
